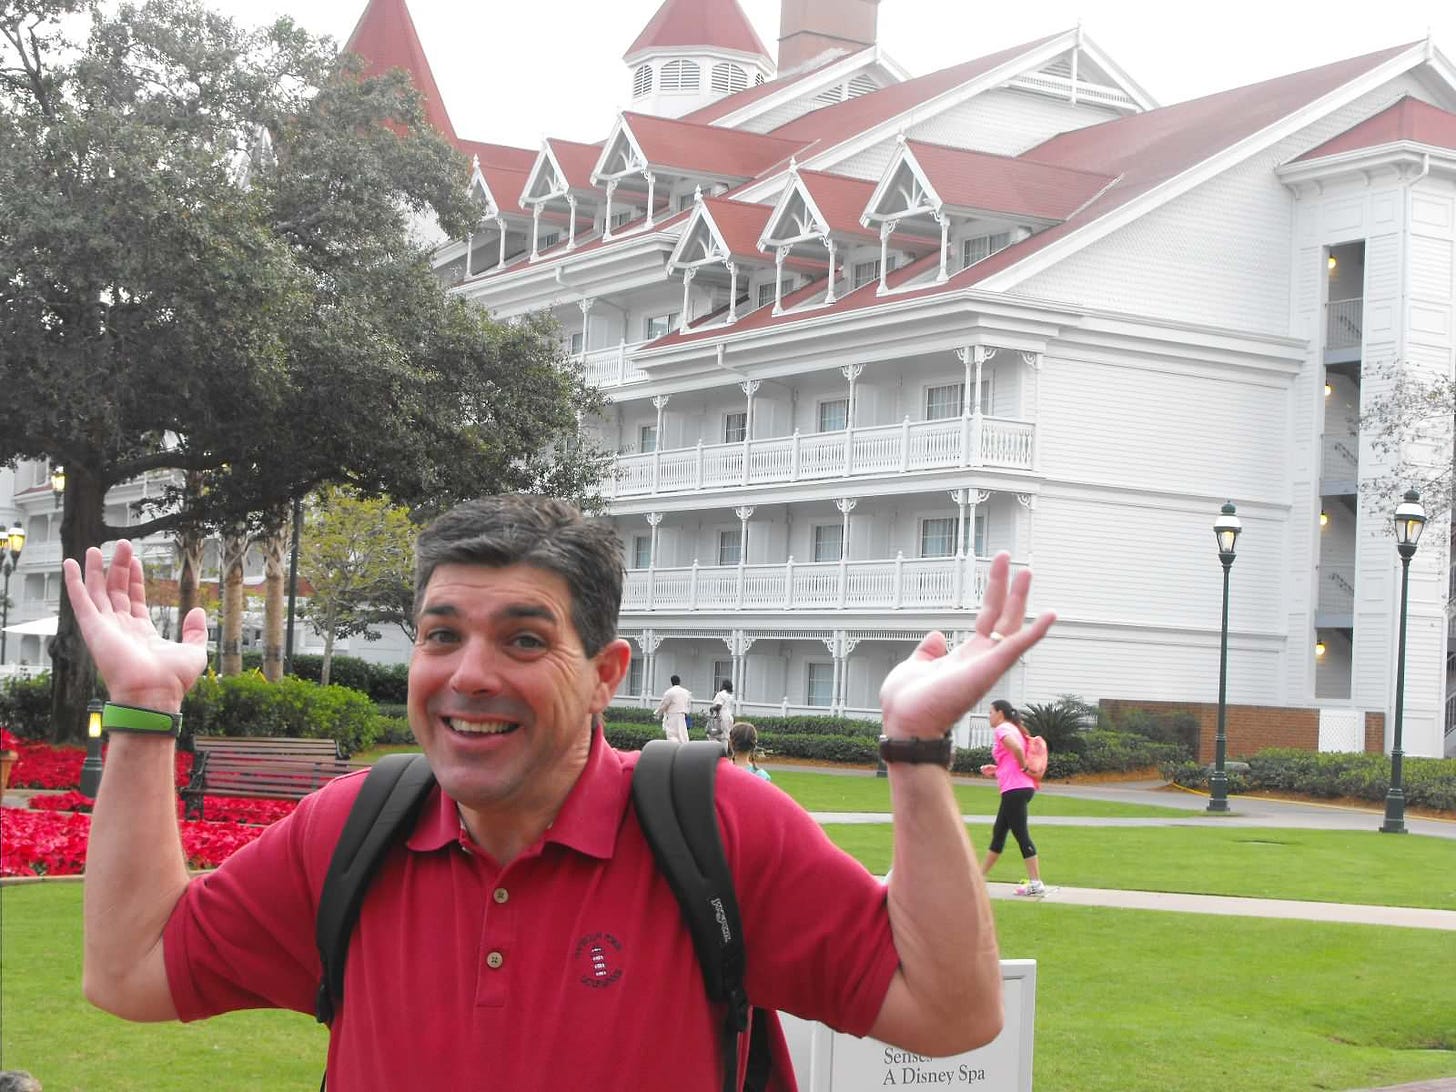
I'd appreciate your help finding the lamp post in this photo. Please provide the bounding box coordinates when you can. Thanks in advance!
[50,465,65,510]
[1208,501,1241,813]
[80,699,105,798]
[1,524,25,664]
[1381,489,1426,835]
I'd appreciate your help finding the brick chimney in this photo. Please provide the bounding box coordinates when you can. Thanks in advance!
[777,0,880,73]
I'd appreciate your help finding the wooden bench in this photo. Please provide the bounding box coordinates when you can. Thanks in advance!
[182,736,360,820]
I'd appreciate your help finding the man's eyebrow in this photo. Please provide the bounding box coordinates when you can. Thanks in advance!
[416,602,559,624]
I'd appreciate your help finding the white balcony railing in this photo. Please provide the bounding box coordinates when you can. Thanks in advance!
[1326,298,1362,351]
[582,341,651,388]
[609,416,1034,498]
[623,554,1021,613]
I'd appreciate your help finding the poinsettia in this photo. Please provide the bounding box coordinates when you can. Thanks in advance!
[0,728,19,753]
[0,806,275,877]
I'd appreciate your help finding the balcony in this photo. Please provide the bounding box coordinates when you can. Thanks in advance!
[1325,298,1362,362]
[610,416,1035,498]
[623,554,1020,613]
[582,341,650,388]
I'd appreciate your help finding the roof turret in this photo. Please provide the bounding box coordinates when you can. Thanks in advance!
[624,0,771,63]
[343,0,457,142]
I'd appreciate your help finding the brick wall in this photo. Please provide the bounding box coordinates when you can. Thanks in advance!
[1099,699,1384,763]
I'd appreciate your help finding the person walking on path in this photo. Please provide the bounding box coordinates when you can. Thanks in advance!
[707,678,735,746]
[979,699,1046,897]
[728,721,772,781]
[654,674,692,744]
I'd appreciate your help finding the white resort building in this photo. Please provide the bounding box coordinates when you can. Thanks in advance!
[5,0,1455,757]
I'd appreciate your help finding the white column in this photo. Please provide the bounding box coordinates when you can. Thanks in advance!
[644,171,656,228]
[497,217,506,267]
[566,195,578,249]
[679,269,695,333]
[825,239,838,304]
[603,179,617,240]
[646,512,663,610]
[465,231,473,278]
[773,246,787,314]
[936,211,950,282]
[530,204,541,260]
[727,262,739,323]
[578,298,593,358]
[840,363,862,475]
[735,507,754,610]
[878,220,893,293]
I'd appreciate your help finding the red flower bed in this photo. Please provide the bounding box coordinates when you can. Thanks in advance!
[6,739,195,791]
[1,807,274,877]
[29,791,297,826]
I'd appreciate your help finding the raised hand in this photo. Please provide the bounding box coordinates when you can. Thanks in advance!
[62,540,209,711]
[879,552,1054,738]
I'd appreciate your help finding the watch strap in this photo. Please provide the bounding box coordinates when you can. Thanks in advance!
[102,702,182,738]
[877,733,953,768]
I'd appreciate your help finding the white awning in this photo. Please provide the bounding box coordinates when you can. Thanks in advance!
[2,616,59,636]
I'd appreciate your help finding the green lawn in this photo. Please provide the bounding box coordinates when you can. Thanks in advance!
[768,768,1191,817]
[4,884,1452,1091]
[827,823,1456,910]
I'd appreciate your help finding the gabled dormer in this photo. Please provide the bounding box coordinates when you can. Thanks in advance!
[520,139,603,258]
[623,0,774,119]
[757,161,885,310]
[861,136,1115,284]
[460,156,536,277]
[666,191,779,328]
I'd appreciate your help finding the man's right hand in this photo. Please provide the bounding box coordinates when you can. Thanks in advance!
[63,540,209,712]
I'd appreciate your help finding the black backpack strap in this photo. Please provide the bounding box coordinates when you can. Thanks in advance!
[633,739,773,1092]
[314,752,436,1027]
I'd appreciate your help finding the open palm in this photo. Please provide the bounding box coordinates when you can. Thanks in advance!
[879,553,1054,737]
[63,540,209,709]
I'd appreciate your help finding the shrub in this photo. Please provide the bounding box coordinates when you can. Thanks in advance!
[757,732,877,764]
[241,653,411,703]
[1109,707,1199,757]
[603,721,662,751]
[0,673,54,739]
[183,672,378,756]
[952,746,993,775]
[1164,748,1456,813]
[1021,697,1092,756]
[1078,730,1183,773]
[372,715,415,746]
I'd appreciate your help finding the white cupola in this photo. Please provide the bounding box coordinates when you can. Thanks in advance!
[622,0,775,119]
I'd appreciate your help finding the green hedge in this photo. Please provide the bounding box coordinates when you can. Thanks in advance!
[183,672,379,757]
[240,652,410,704]
[1164,748,1456,811]
[0,673,53,739]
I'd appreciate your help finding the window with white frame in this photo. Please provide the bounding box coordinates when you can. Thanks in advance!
[676,191,697,212]
[925,382,964,421]
[569,331,584,355]
[717,529,741,566]
[813,524,843,563]
[973,510,988,557]
[920,517,957,558]
[632,64,653,98]
[538,230,560,250]
[724,411,747,444]
[711,62,749,95]
[659,59,700,92]
[631,534,652,569]
[806,662,834,707]
[962,231,1011,269]
[611,208,635,229]
[817,397,849,432]
[643,312,679,340]
[711,660,733,695]
[626,657,644,696]
[638,424,657,454]
[756,281,776,309]
[852,258,881,289]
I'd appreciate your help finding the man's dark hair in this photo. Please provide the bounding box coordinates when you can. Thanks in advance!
[670,675,681,686]
[414,494,624,656]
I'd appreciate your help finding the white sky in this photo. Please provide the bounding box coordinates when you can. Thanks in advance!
[201,0,1454,150]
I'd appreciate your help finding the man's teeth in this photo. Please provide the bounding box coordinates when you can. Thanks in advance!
[445,718,519,735]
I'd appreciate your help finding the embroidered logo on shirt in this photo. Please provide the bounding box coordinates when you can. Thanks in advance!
[573,932,623,989]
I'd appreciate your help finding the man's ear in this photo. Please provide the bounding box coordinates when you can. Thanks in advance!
[590,638,633,711]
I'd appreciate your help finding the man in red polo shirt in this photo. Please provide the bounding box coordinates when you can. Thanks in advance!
[66,494,1054,1089]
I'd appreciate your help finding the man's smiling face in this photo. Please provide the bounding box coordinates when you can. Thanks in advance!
[408,562,629,824]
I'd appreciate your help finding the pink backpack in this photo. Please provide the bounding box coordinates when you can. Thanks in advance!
[1023,734,1048,782]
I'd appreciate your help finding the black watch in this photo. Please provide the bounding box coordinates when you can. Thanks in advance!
[877,733,953,768]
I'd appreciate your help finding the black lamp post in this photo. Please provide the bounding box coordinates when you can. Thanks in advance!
[1381,489,1426,834]
[80,699,105,798]
[1,524,25,664]
[1208,501,1242,813]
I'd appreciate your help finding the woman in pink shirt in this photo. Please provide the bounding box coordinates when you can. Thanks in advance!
[978,699,1046,896]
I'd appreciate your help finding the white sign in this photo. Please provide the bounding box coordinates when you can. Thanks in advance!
[781,960,1036,1091]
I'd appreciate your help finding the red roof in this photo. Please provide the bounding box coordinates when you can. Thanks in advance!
[624,0,769,62]
[1294,95,1456,160]
[547,139,606,191]
[458,140,537,173]
[653,42,1423,348]
[343,0,456,143]
[905,141,1115,221]
[622,112,807,179]
[766,33,1065,150]
[682,51,854,125]
[698,198,775,260]
[476,165,531,216]
[791,170,879,239]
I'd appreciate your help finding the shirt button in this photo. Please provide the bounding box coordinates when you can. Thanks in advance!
[493,887,509,904]
[486,950,505,970]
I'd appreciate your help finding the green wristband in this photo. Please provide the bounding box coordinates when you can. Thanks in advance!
[102,702,182,738]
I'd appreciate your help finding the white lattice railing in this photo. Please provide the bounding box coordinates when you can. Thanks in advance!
[623,555,1022,613]
[582,341,651,388]
[1326,298,1362,351]
[609,416,1035,497]
[1320,566,1355,613]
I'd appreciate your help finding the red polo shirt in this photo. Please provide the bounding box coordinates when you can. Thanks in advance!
[163,733,899,1089]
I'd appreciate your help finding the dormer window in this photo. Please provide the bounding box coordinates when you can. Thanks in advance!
[660,59,701,92]
[711,62,748,95]
[633,64,653,99]
[963,232,1011,269]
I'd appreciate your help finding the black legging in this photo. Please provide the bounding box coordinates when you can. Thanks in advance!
[988,787,1037,858]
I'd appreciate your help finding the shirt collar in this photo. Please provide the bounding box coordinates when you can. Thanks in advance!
[407,728,629,860]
